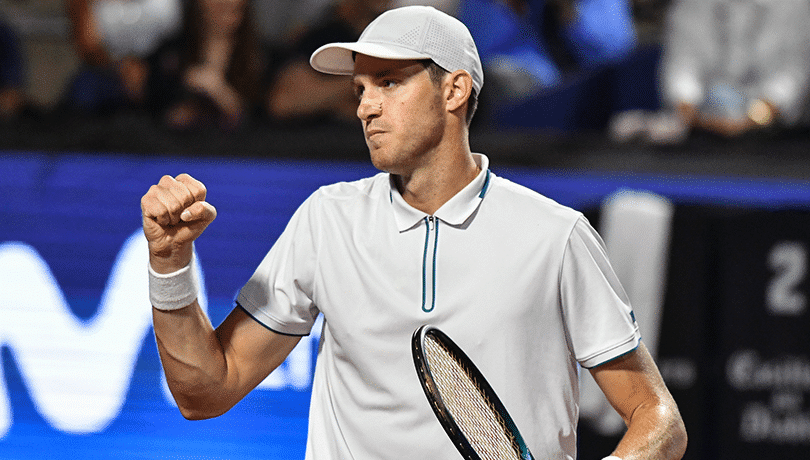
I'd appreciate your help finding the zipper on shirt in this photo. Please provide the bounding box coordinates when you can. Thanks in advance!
[422,216,439,312]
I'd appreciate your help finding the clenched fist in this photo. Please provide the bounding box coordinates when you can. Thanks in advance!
[141,174,217,273]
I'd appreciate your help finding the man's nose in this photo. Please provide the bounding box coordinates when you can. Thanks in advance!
[357,95,382,121]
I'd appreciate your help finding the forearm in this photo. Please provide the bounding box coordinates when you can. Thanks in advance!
[149,251,231,419]
[152,299,232,419]
[611,399,687,460]
[144,174,241,419]
[268,62,355,119]
[206,83,244,126]
[591,343,687,460]
[68,0,110,66]
[0,89,24,119]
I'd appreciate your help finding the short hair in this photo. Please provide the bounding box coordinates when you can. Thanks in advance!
[422,60,478,127]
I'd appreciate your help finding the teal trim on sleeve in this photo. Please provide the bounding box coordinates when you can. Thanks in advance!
[583,342,641,369]
[235,302,310,337]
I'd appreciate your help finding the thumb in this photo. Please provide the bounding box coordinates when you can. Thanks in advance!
[181,201,217,223]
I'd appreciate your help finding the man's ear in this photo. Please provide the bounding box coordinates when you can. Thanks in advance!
[445,70,473,114]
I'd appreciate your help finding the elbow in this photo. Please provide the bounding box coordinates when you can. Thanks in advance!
[175,395,232,421]
[177,403,227,421]
[672,416,688,459]
[167,380,234,421]
[664,401,688,459]
[177,404,210,421]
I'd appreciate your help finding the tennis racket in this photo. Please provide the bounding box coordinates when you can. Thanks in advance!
[412,325,535,460]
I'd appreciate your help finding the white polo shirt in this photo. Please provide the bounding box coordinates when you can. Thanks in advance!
[236,154,640,460]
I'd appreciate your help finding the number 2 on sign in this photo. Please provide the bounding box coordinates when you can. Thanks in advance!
[766,241,807,316]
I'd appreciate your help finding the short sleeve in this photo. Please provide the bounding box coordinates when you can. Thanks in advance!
[559,216,640,368]
[236,192,322,336]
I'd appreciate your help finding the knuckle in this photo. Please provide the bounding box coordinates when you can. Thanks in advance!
[165,198,184,214]
[167,181,195,205]
[141,192,162,215]
[195,183,207,200]
[158,175,175,186]
[202,202,216,219]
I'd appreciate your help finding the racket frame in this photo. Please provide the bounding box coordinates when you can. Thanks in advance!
[411,325,535,460]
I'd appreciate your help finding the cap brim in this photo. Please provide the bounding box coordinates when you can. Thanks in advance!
[310,42,433,75]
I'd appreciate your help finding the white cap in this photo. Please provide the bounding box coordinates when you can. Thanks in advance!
[310,5,484,94]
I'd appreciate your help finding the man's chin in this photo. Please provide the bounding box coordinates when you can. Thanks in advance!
[369,152,401,175]
[369,155,391,173]
[368,146,385,166]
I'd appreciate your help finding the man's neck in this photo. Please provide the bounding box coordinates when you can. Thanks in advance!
[394,151,480,216]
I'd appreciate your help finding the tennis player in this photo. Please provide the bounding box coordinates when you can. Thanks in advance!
[141,6,687,460]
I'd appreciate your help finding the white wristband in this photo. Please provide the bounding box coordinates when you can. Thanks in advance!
[603,456,623,460]
[148,256,199,311]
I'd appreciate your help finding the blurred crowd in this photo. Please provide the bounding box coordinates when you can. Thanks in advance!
[1,0,810,144]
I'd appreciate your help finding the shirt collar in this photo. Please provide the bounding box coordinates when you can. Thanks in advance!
[390,154,491,232]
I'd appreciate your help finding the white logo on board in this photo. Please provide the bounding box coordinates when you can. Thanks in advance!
[0,231,317,439]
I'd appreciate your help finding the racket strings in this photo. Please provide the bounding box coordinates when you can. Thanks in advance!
[424,336,521,460]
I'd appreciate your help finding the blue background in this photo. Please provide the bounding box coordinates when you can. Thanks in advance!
[1,152,809,459]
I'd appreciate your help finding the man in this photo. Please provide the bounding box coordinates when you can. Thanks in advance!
[0,18,26,121]
[659,0,810,139]
[267,0,393,123]
[64,0,181,113]
[141,6,687,459]
[458,0,637,93]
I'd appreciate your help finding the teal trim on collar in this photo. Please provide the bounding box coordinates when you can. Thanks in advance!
[389,153,492,231]
[479,169,491,199]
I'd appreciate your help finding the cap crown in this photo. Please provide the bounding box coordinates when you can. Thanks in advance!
[310,6,483,93]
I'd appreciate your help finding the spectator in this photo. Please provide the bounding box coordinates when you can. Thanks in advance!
[391,0,459,13]
[458,0,637,104]
[63,0,181,114]
[613,0,810,143]
[252,0,334,48]
[0,18,26,121]
[630,0,672,44]
[146,0,274,131]
[265,0,393,124]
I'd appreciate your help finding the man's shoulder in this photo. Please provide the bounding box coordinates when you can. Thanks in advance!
[489,173,582,220]
[314,172,389,202]
[485,174,590,250]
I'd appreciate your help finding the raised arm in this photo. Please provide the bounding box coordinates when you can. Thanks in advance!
[152,302,301,419]
[141,174,301,419]
[589,342,687,460]
[67,0,107,66]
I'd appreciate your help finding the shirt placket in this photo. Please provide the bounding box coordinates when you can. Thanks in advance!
[421,216,439,313]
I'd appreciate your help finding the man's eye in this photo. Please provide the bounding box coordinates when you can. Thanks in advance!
[384,80,397,88]
[354,87,364,100]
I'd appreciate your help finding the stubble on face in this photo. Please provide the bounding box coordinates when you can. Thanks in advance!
[367,100,445,177]
[353,57,447,177]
